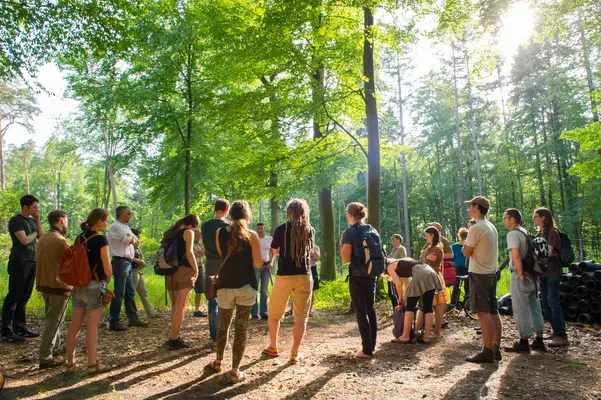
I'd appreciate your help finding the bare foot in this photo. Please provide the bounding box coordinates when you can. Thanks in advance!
[429,333,440,340]
[355,351,372,359]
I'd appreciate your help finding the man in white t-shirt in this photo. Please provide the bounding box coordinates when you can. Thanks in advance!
[252,223,274,320]
[462,196,502,363]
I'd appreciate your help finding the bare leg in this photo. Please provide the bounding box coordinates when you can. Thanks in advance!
[194,294,201,312]
[398,311,414,341]
[84,309,101,366]
[424,313,434,340]
[65,309,86,365]
[309,292,315,314]
[267,317,280,349]
[291,320,307,355]
[433,303,444,336]
[171,288,192,340]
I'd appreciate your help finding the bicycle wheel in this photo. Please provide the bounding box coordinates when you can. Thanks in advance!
[464,297,479,320]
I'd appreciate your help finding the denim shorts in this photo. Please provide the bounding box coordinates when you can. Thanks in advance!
[72,280,103,311]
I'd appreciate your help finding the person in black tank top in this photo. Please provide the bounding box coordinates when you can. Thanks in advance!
[207,201,262,383]
[163,214,200,350]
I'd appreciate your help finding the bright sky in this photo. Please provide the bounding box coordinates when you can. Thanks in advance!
[5,1,536,149]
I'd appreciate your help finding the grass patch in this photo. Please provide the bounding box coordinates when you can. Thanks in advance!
[567,363,586,370]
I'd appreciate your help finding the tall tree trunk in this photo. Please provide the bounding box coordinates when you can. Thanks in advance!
[102,165,109,210]
[578,14,599,123]
[107,163,118,212]
[53,170,58,209]
[541,108,554,213]
[464,38,483,195]
[259,199,263,223]
[0,119,5,191]
[452,42,468,221]
[394,160,402,232]
[23,156,30,194]
[364,7,380,232]
[497,60,517,207]
[396,53,411,256]
[531,107,546,206]
[270,172,279,235]
[185,48,194,215]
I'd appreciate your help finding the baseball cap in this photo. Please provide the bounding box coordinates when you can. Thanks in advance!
[464,196,490,209]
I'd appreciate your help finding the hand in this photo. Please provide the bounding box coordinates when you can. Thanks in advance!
[394,305,401,313]
[520,274,533,283]
[266,262,273,271]
[138,259,146,268]
[426,254,437,261]
[33,211,41,222]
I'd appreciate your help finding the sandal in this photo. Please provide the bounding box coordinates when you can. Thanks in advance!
[87,362,109,375]
[206,360,222,373]
[65,363,77,372]
[262,346,279,357]
[289,353,303,365]
[229,370,247,383]
[391,338,411,344]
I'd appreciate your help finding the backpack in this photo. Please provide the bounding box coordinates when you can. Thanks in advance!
[556,229,575,268]
[59,233,100,287]
[514,229,539,276]
[352,224,385,277]
[152,239,180,276]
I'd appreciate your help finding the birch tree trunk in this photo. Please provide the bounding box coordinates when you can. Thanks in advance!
[452,42,468,221]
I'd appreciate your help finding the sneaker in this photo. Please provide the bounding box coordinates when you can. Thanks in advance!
[166,338,190,350]
[2,332,25,342]
[251,315,260,320]
[109,322,128,331]
[466,351,494,363]
[504,341,531,353]
[530,338,547,352]
[193,311,207,318]
[548,337,569,348]
[39,358,66,370]
[129,319,149,328]
[260,315,269,320]
[543,333,556,341]
[14,328,39,338]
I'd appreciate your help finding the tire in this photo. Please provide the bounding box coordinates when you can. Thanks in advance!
[464,297,479,320]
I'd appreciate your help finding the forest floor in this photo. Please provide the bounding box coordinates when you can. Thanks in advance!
[1,302,601,400]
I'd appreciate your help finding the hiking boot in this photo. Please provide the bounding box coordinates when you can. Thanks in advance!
[493,348,502,360]
[39,358,66,370]
[193,311,207,318]
[530,338,547,352]
[548,337,569,348]
[14,328,39,338]
[109,322,128,331]
[2,332,25,343]
[166,338,190,350]
[504,341,531,353]
[543,333,555,341]
[466,351,494,363]
[129,319,149,328]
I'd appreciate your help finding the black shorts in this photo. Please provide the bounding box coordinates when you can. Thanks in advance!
[311,266,319,290]
[194,268,205,294]
[469,272,498,314]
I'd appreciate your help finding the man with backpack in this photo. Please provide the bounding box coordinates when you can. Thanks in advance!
[502,208,547,353]
[1,195,44,342]
[107,206,148,331]
[36,210,72,368]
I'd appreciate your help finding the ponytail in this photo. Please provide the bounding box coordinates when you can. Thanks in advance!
[80,208,109,232]
[228,201,252,253]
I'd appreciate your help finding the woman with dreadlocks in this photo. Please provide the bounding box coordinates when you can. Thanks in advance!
[263,198,315,365]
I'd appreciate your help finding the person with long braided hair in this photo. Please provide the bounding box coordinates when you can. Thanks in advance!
[263,199,315,365]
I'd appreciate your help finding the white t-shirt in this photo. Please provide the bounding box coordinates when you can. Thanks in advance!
[259,235,273,262]
[465,219,498,274]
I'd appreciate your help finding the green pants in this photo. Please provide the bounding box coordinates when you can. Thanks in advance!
[39,293,69,364]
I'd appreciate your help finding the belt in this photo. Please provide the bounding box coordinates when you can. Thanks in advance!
[112,256,132,261]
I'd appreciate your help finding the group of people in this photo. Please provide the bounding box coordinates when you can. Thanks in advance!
[0,192,570,380]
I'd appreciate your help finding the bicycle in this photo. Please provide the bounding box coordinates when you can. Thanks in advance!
[445,275,479,320]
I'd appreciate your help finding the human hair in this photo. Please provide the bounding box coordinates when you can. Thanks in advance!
[163,214,200,241]
[80,208,109,231]
[228,201,252,253]
[284,198,314,266]
[457,227,468,241]
[424,226,440,248]
[115,205,130,219]
[468,218,476,227]
[131,228,141,237]
[534,207,557,234]
[47,210,67,227]
[20,194,39,208]
[346,202,367,221]
[392,234,403,243]
[214,199,230,213]
[472,203,489,216]
[257,222,265,227]
[505,208,522,224]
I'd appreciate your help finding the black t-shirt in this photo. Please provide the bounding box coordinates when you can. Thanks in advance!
[271,222,314,276]
[342,223,374,278]
[8,214,38,261]
[201,218,230,260]
[217,227,257,290]
[77,230,109,281]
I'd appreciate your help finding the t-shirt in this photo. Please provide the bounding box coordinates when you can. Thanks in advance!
[421,245,443,274]
[272,222,314,276]
[451,242,466,267]
[341,223,377,278]
[465,219,498,274]
[201,218,230,260]
[77,230,109,281]
[310,245,320,267]
[389,246,407,260]
[507,227,529,272]
[8,214,38,261]
[217,227,257,290]
[538,228,562,276]
[259,235,273,262]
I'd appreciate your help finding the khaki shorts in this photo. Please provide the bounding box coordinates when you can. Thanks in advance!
[217,284,257,309]
[269,274,313,322]
[165,266,195,291]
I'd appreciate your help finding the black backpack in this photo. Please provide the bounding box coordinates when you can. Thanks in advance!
[556,229,575,268]
[514,228,538,276]
[352,224,385,277]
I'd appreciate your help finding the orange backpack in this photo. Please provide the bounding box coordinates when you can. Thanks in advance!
[59,234,100,287]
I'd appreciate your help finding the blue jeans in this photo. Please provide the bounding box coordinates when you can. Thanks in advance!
[109,258,138,325]
[205,258,220,342]
[540,274,567,339]
[251,263,270,317]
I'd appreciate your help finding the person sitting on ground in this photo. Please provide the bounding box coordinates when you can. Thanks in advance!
[192,229,207,318]
[418,227,445,340]
[131,228,156,319]
[163,215,199,349]
[65,208,112,374]
[263,198,315,365]
[450,227,469,308]
[387,234,407,311]
[36,210,71,369]
[207,201,262,383]
[388,258,442,344]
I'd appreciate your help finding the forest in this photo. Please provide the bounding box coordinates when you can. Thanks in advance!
[1,0,600,284]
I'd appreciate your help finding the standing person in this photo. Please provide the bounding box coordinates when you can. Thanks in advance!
[427,222,454,262]
[107,206,147,331]
[420,227,445,339]
[1,194,43,342]
[36,210,71,369]
[263,199,315,365]
[340,202,378,359]
[201,199,230,343]
[65,208,113,374]
[450,228,469,308]
[387,234,407,311]
[502,209,547,353]
[533,207,569,347]
[163,215,199,349]
[131,228,156,319]
[462,196,503,363]
[192,229,207,318]
[207,201,262,383]
[251,223,273,320]
[309,246,320,316]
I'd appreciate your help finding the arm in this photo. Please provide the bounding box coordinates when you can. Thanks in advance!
[109,224,138,246]
[184,229,198,275]
[215,228,222,256]
[100,246,112,283]
[13,230,39,246]
[387,264,404,301]
[510,248,531,281]
[132,257,146,268]
[250,232,263,269]
[462,245,474,258]
[341,243,352,263]
[34,213,44,236]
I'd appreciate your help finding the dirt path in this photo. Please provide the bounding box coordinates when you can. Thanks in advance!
[1,304,600,399]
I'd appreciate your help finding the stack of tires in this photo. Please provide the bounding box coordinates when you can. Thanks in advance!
[560,260,601,324]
